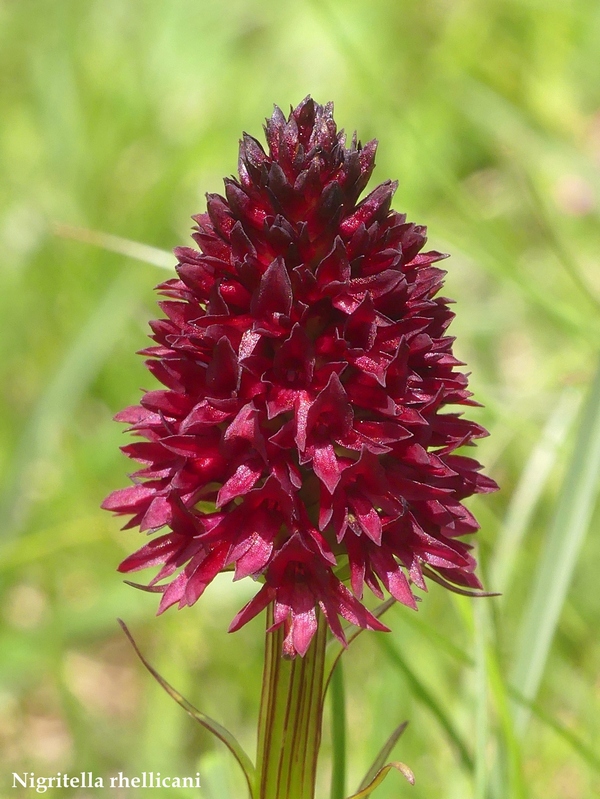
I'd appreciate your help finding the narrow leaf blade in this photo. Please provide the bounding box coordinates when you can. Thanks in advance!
[323,598,396,703]
[54,223,174,269]
[119,620,256,798]
[376,634,473,771]
[357,721,409,791]
[511,358,600,735]
[347,762,414,799]
[491,388,579,593]
[509,686,600,774]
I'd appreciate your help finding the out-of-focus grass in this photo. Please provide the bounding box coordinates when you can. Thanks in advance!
[1,1,600,797]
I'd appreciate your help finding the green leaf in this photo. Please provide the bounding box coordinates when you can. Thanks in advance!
[54,223,174,269]
[118,620,256,799]
[473,601,489,799]
[491,388,579,593]
[0,269,143,537]
[347,762,414,799]
[509,686,600,774]
[323,598,396,704]
[394,605,474,667]
[357,721,409,792]
[376,634,473,771]
[485,641,527,799]
[511,357,600,735]
[472,600,530,799]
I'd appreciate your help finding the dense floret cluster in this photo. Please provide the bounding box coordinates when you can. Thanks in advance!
[103,98,496,657]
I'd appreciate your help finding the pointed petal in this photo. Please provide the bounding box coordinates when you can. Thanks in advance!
[217,460,263,507]
[229,585,275,632]
[312,444,343,494]
[250,258,293,318]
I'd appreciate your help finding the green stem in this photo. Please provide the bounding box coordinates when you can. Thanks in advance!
[329,660,346,799]
[256,608,327,799]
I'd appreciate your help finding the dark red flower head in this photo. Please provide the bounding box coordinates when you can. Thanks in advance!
[103,98,497,657]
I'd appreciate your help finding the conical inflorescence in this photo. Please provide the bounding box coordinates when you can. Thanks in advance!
[103,98,497,657]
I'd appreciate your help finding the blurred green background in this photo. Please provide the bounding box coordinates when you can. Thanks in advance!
[1,0,600,797]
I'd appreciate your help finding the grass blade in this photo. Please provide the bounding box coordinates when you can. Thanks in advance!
[486,645,527,799]
[511,357,600,734]
[394,606,474,667]
[323,598,396,704]
[375,634,473,772]
[119,620,256,798]
[0,269,142,537]
[474,601,489,799]
[357,721,409,792]
[54,223,174,269]
[491,388,580,594]
[508,687,600,773]
[347,761,414,799]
